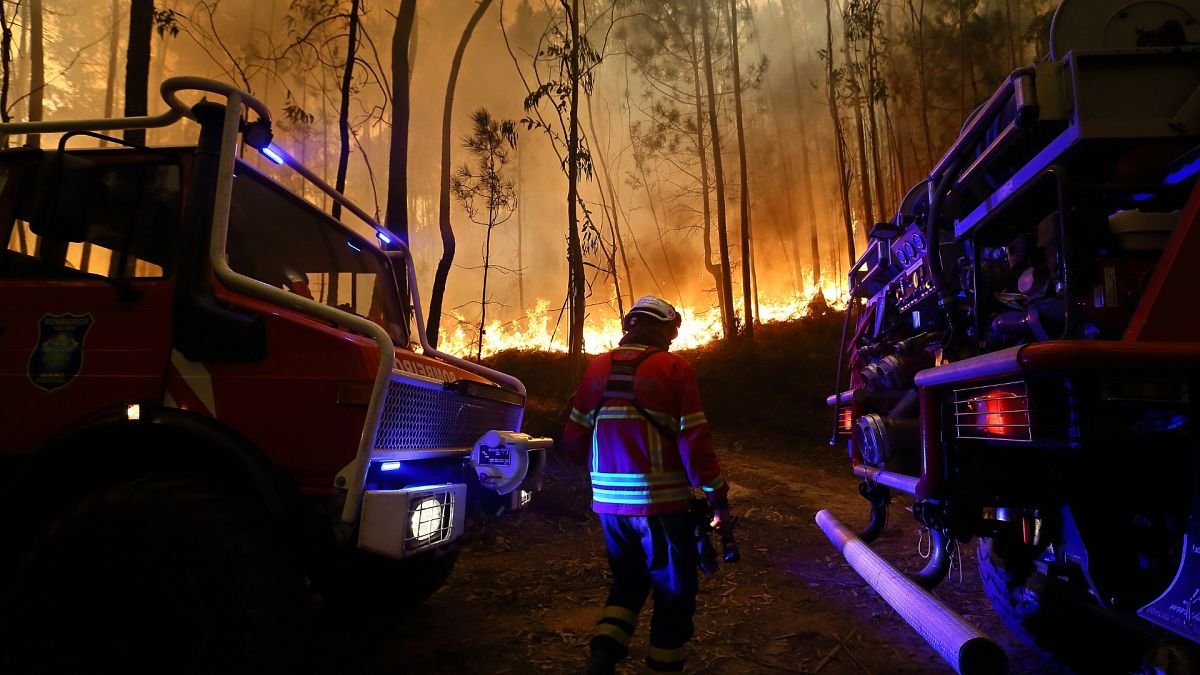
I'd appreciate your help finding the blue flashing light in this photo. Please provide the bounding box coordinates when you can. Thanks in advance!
[1165,155,1200,185]
[261,144,285,165]
[380,461,402,472]
[347,241,362,253]
[1132,192,1154,202]
[376,230,393,245]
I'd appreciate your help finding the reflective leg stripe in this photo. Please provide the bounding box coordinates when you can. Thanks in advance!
[645,645,686,672]
[592,622,633,647]
[601,605,638,625]
[592,604,637,649]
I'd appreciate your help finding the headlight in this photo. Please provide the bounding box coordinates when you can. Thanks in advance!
[407,493,453,549]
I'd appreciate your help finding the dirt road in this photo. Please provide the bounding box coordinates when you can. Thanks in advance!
[307,433,1071,674]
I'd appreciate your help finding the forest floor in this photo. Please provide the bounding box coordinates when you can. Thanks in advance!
[307,433,1070,674]
[305,313,1075,674]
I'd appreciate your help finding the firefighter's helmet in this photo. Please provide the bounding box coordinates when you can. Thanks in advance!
[623,295,682,333]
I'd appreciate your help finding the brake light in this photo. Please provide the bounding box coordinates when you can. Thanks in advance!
[839,407,854,434]
[954,382,1031,441]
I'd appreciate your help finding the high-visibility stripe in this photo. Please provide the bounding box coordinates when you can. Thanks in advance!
[594,405,675,427]
[595,407,650,421]
[701,475,726,493]
[649,425,662,472]
[592,487,692,504]
[601,605,638,625]
[591,486,690,499]
[570,407,594,427]
[680,411,706,430]
[591,471,687,486]
[591,622,632,646]
[647,645,686,663]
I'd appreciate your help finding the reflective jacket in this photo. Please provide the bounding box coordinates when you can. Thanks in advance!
[564,343,728,516]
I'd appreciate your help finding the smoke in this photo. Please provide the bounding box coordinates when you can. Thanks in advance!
[10,0,1057,354]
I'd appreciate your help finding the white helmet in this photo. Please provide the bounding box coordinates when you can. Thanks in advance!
[622,295,682,332]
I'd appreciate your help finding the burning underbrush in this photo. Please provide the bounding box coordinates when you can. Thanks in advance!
[485,307,845,447]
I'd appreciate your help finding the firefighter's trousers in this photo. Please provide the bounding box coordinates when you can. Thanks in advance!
[591,512,698,672]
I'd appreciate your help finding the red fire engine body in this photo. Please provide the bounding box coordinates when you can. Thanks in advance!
[822,1,1200,673]
[0,78,548,671]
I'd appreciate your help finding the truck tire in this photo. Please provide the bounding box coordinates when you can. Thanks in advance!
[977,537,1146,673]
[0,475,308,675]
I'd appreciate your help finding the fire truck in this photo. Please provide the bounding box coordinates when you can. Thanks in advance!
[0,78,550,672]
[821,1,1200,672]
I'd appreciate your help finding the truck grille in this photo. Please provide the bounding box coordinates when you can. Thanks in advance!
[374,377,523,450]
[953,381,1032,442]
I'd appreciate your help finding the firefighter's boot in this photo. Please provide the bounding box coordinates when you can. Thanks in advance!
[584,648,621,675]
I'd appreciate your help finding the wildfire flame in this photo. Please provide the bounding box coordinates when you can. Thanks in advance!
[435,281,847,358]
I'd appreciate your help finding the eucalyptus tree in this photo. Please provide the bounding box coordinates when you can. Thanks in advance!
[620,0,744,337]
[428,0,494,349]
[507,0,609,370]
[820,0,855,266]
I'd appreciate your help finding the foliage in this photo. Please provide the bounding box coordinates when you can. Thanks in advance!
[451,108,518,228]
[451,107,518,361]
[519,5,604,256]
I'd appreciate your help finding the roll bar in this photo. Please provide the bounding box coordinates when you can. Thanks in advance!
[0,76,528,529]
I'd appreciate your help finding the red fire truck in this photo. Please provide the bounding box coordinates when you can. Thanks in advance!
[0,78,549,672]
[822,1,1200,673]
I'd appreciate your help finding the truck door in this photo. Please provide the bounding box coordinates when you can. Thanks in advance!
[0,152,183,454]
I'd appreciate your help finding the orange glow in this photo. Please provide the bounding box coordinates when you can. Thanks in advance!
[838,407,854,434]
[971,387,1029,438]
[433,283,847,358]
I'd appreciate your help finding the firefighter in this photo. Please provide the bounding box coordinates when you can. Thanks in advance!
[563,295,733,674]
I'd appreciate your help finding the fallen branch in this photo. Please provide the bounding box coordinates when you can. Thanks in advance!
[838,632,873,675]
[811,629,858,674]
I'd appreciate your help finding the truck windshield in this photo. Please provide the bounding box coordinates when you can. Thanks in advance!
[227,161,408,345]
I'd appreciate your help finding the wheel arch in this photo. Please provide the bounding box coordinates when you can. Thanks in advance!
[1,402,298,526]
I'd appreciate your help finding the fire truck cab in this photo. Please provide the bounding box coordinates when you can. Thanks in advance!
[0,77,548,672]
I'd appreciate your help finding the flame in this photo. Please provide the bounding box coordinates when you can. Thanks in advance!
[433,281,847,358]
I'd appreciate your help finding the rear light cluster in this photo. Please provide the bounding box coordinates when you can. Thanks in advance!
[838,407,854,434]
[954,381,1031,441]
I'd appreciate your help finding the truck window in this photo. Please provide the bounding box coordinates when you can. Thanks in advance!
[227,162,408,345]
[0,157,180,280]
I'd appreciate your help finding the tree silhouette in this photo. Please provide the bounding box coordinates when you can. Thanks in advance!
[451,108,517,362]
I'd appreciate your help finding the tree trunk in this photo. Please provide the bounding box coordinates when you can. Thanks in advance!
[906,0,934,168]
[844,16,874,229]
[123,0,152,146]
[427,0,492,349]
[333,0,360,219]
[700,2,736,339]
[626,66,682,304]
[766,84,801,294]
[387,0,417,325]
[565,0,585,368]
[28,0,43,148]
[864,9,887,219]
[151,1,173,114]
[781,0,822,288]
[728,0,753,339]
[14,0,28,126]
[516,146,525,312]
[1,2,12,132]
[585,92,632,312]
[104,0,120,127]
[825,0,856,266]
[690,16,722,322]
